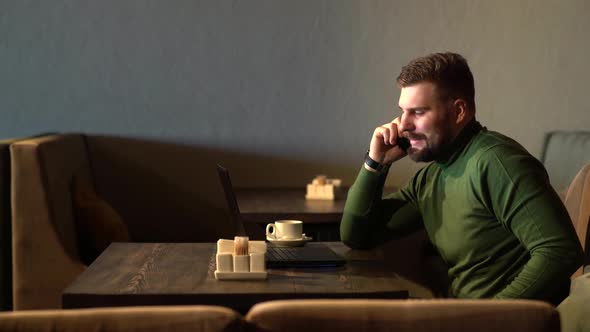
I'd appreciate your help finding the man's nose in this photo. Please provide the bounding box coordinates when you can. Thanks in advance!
[398,113,414,132]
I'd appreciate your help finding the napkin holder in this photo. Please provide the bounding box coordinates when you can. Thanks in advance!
[214,239,268,280]
[305,175,343,200]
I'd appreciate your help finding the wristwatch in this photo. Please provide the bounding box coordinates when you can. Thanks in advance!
[364,150,390,172]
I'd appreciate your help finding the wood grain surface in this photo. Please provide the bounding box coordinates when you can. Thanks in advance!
[63,242,413,313]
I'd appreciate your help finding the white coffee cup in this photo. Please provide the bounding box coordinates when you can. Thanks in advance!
[266,220,303,240]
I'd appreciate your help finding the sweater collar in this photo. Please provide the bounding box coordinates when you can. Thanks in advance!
[435,119,483,168]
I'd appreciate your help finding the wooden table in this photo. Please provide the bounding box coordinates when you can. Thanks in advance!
[236,188,347,224]
[236,188,347,241]
[62,242,416,313]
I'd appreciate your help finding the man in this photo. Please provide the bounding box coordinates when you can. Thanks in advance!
[340,52,583,305]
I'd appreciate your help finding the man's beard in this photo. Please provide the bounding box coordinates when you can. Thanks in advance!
[406,123,455,162]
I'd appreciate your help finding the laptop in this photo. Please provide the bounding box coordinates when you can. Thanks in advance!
[216,164,346,268]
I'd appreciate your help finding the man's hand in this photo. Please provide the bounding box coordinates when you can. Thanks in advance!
[368,118,408,165]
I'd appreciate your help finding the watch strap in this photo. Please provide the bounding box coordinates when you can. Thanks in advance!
[364,151,389,172]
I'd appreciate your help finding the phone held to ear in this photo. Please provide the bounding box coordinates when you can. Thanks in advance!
[397,136,411,152]
[366,136,411,172]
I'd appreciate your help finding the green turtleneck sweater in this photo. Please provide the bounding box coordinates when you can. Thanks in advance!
[340,121,583,304]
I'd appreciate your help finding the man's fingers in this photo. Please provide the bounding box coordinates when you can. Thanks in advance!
[379,122,399,146]
[380,128,390,145]
[370,120,407,164]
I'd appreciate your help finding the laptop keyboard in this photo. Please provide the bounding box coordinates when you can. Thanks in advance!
[266,247,299,261]
[264,244,346,268]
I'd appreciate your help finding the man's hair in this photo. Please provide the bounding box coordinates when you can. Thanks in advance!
[397,52,475,111]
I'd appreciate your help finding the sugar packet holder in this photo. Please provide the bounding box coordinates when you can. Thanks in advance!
[214,239,268,280]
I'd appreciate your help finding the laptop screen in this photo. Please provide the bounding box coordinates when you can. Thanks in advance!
[216,164,246,236]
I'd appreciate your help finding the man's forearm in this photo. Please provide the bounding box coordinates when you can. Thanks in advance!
[340,167,387,249]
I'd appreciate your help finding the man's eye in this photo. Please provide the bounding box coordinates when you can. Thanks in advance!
[414,110,424,115]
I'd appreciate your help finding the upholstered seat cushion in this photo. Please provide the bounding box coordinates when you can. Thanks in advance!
[246,299,559,332]
[0,305,245,332]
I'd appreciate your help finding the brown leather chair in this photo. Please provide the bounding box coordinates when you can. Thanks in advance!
[553,162,590,331]
[0,305,245,332]
[563,162,590,277]
[245,299,560,332]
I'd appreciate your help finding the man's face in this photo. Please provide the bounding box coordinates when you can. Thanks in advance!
[398,82,456,162]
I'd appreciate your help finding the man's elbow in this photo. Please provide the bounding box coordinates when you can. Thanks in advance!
[340,215,377,249]
[339,229,373,249]
[341,236,371,250]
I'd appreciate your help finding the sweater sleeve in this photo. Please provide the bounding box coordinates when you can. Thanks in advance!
[340,166,423,249]
[478,148,584,300]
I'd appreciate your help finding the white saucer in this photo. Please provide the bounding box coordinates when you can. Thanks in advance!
[266,234,312,247]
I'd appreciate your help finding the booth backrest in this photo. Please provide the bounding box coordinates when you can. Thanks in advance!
[82,135,234,243]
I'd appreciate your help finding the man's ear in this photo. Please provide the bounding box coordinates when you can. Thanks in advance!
[453,99,468,124]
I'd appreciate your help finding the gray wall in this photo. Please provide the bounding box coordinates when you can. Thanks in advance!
[1,0,589,188]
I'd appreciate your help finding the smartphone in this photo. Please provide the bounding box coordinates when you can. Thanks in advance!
[397,137,411,152]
